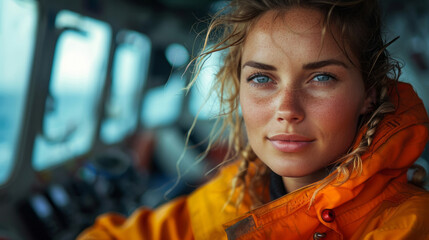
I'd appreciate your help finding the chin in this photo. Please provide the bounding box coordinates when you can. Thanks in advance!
[270,165,314,178]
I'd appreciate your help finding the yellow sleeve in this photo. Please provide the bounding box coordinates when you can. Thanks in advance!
[76,196,193,240]
[77,160,250,240]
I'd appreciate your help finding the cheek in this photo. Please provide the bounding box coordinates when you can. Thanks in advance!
[240,89,274,134]
[312,92,363,143]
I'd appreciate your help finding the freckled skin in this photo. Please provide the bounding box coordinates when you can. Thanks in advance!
[240,8,373,191]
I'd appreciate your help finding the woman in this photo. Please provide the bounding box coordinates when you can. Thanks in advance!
[78,0,429,239]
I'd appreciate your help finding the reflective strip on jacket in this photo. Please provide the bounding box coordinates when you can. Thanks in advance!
[77,82,429,240]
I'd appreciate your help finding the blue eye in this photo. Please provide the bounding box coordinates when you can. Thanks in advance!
[313,74,333,82]
[249,75,272,84]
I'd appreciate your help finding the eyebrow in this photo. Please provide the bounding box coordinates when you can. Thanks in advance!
[242,59,348,71]
[302,59,348,69]
[242,61,277,71]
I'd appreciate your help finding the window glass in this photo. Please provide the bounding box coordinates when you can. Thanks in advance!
[141,73,186,128]
[32,10,111,171]
[0,0,38,184]
[101,30,151,144]
[141,43,190,128]
[189,49,223,119]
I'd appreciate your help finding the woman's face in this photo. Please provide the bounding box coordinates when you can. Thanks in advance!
[240,8,373,177]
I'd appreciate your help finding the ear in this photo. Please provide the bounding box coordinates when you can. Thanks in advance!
[360,87,376,115]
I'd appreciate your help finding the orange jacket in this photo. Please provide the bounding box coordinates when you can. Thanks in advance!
[78,82,429,240]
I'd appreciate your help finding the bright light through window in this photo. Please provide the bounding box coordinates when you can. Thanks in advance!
[141,73,186,128]
[101,30,151,144]
[0,0,38,184]
[189,49,224,119]
[32,10,111,171]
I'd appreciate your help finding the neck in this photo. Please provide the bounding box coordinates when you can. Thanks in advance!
[282,168,328,193]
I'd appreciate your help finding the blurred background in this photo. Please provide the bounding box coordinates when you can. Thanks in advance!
[0,0,428,239]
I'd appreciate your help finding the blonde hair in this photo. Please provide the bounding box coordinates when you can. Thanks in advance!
[187,0,402,208]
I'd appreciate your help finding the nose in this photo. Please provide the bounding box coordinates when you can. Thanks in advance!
[275,88,305,123]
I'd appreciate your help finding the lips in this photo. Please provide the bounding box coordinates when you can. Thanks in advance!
[268,134,315,153]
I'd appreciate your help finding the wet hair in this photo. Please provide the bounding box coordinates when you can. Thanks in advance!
[187,0,401,208]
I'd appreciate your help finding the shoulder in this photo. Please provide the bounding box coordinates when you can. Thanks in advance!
[389,189,429,226]
[361,186,429,239]
[187,160,252,239]
[396,187,429,210]
[191,160,241,197]
[77,196,192,240]
[386,185,429,220]
[78,160,246,240]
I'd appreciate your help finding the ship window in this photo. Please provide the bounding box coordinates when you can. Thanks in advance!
[100,30,151,144]
[32,10,111,171]
[189,48,223,119]
[141,73,186,128]
[0,0,38,184]
[141,43,189,128]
